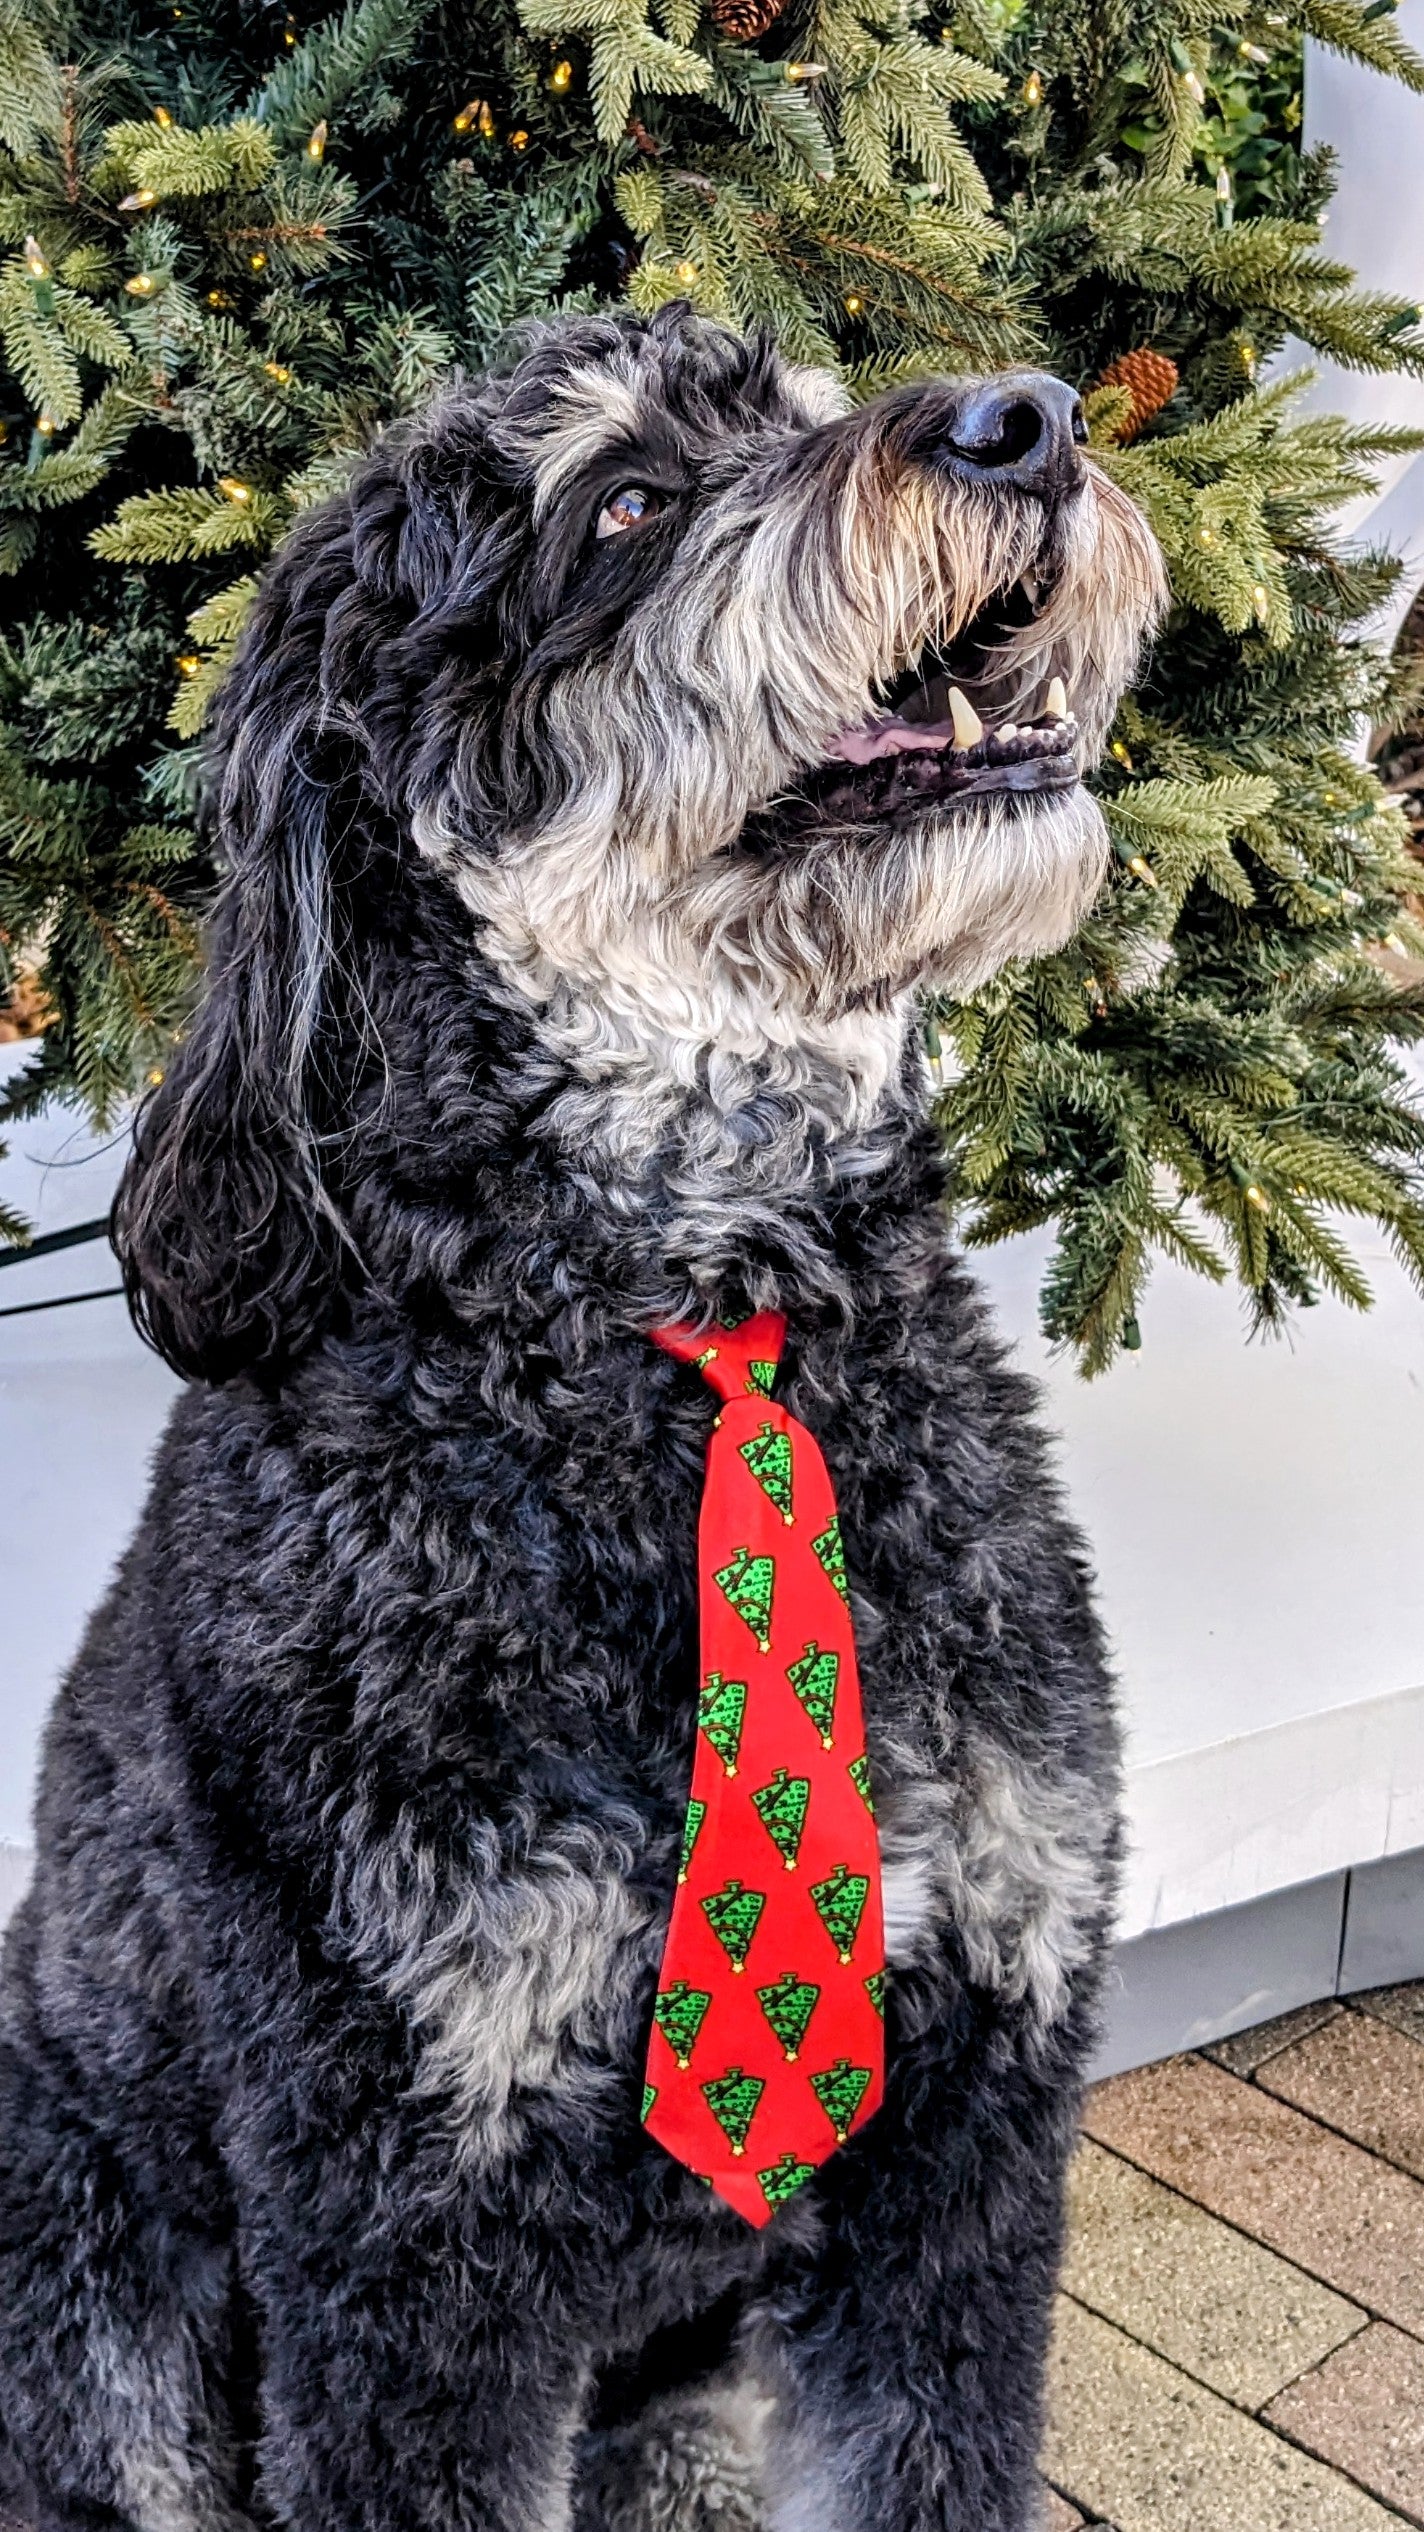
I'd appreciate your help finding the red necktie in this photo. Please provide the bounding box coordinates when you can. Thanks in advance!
[644,1310,885,2225]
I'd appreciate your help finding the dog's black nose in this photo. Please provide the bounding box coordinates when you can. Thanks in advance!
[941,372,1087,495]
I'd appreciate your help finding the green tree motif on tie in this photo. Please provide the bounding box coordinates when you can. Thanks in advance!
[642,2083,658,2122]
[864,1971,886,2020]
[677,1799,707,1886]
[713,1549,775,1655]
[739,1423,794,1526]
[700,1879,766,1975]
[653,1981,713,2070]
[756,1971,821,2063]
[702,2068,766,2158]
[811,1520,849,1605]
[698,1675,747,1778]
[786,1642,839,1749]
[847,1755,875,1816]
[758,2153,817,2214]
[746,1362,777,1399]
[811,1865,870,1966]
[810,2058,874,2144]
[751,1768,811,1871]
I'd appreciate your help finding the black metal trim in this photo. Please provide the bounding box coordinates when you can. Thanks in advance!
[0,1218,110,1270]
[0,1285,125,1321]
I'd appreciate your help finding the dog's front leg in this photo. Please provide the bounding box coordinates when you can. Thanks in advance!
[242,2160,594,2532]
[751,1999,1084,2532]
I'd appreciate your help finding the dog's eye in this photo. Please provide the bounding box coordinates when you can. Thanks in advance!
[596,486,660,540]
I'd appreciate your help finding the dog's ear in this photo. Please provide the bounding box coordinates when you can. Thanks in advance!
[112,479,394,1387]
[113,389,539,1383]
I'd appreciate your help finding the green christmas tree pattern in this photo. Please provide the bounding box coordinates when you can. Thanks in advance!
[810,1865,870,1964]
[811,1516,849,1603]
[739,1422,794,1527]
[747,1360,777,1398]
[702,2066,765,2158]
[642,2082,658,2122]
[847,1754,875,1816]
[653,1980,713,2069]
[786,1642,839,1749]
[864,1970,886,2019]
[810,2058,874,2143]
[678,1798,708,1885]
[751,1768,811,1871]
[698,1673,748,1777]
[758,2151,817,2213]
[693,1345,720,1374]
[756,1971,821,2063]
[701,1878,766,1974]
[714,1548,775,1654]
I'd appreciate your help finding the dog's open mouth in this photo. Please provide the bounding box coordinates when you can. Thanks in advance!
[797,576,1079,828]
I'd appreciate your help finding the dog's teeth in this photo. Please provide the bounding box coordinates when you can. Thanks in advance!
[1044,676,1068,721]
[998,722,1018,743]
[948,686,983,749]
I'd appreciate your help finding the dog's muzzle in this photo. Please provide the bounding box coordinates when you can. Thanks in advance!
[782,373,1095,835]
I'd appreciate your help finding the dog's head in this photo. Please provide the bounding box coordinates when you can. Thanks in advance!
[115,307,1165,1377]
[360,306,1163,1024]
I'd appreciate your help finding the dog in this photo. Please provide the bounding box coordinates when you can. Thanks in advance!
[0,306,1165,2532]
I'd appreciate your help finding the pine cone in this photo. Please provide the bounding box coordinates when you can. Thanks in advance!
[1092,347,1180,444]
[709,0,787,40]
[0,969,51,1044]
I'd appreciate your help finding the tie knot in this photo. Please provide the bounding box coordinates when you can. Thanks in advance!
[653,1309,786,1406]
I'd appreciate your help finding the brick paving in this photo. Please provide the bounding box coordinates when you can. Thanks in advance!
[1044,1981,1424,2530]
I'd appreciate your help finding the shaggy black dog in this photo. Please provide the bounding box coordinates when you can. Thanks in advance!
[0,306,1164,2532]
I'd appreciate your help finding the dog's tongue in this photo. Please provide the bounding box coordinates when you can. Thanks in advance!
[831,718,955,765]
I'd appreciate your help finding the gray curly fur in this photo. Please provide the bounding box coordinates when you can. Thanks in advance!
[0,308,1161,2532]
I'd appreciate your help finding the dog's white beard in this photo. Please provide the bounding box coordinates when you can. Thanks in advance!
[690,786,1113,1015]
[420,783,1108,1167]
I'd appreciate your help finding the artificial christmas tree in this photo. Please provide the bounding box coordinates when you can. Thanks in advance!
[6,0,1424,1364]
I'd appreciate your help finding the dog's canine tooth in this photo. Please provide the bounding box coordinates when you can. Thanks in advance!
[947,686,983,749]
[998,723,1018,743]
[1044,676,1068,721]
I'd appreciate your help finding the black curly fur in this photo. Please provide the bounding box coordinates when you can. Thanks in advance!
[0,309,1121,2532]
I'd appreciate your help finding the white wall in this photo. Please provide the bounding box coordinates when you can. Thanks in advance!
[1288,4,1424,636]
[987,1229,1424,1933]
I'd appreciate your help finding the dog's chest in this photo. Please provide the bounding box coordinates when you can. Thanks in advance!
[319,1294,1112,2166]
